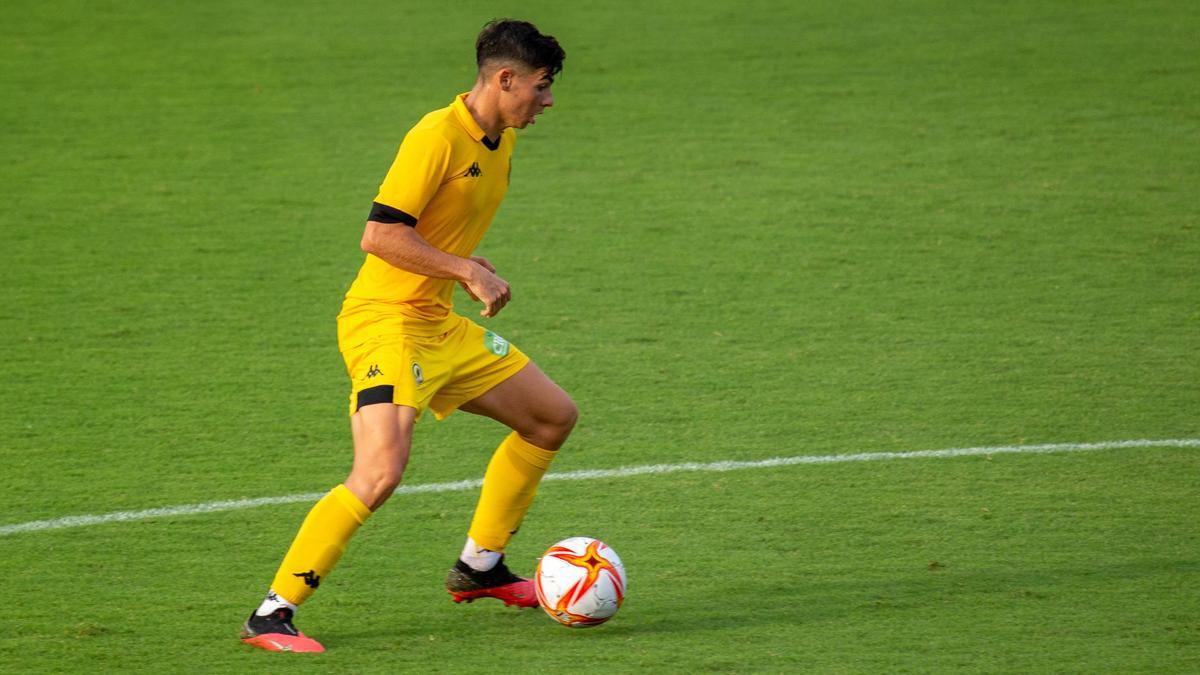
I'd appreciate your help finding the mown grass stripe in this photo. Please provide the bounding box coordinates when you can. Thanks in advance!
[2,438,1197,537]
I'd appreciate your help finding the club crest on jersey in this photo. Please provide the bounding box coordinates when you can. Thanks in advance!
[412,362,424,385]
[484,331,510,357]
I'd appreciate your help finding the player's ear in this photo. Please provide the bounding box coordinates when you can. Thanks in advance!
[497,66,516,92]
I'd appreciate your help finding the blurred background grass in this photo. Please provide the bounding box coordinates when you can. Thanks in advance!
[0,0,1197,670]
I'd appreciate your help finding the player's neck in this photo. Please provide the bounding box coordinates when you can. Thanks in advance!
[463,85,504,142]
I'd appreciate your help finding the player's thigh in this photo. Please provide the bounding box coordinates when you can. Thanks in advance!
[347,403,417,508]
[459,362,577,446]
[350,402,417,456]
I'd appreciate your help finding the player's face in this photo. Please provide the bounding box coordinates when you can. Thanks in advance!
[502,67,554,129]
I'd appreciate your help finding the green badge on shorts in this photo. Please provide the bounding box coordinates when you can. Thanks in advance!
[484,330,510,357]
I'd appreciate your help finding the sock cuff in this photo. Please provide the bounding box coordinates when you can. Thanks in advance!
[257,589,299,614]
[501,431,557,470]
[331,483,372,523]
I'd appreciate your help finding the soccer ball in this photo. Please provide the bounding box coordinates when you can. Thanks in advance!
[534,536,627,627]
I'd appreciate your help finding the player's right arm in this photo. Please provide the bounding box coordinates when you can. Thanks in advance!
[361,222,511,317]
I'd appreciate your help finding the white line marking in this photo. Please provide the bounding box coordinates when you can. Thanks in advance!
[2,438,1197,537]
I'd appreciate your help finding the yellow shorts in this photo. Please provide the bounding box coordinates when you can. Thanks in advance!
[341,314,530,419]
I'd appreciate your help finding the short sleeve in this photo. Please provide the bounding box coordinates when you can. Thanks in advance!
[373,128,452,223]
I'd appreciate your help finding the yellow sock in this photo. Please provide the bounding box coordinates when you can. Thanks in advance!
[467,432,558,552]
[270,484,371,605]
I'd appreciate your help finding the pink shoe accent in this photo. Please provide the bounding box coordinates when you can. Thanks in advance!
[241,631,326,653]
[449,578,538,608]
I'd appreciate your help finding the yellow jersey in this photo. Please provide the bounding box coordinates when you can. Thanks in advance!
[338,93,515,349]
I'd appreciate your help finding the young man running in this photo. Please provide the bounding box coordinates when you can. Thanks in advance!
[240,19,573,653]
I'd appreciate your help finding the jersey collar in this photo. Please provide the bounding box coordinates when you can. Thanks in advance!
[453,93,502,151]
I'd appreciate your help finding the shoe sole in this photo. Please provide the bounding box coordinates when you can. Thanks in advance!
[240,630,326,653]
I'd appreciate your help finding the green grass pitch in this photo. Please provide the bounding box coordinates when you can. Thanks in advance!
[1,0,1198,671]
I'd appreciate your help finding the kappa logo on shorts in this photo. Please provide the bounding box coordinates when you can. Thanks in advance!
[484,330,510,357]
[412,362,424,386]
[366,364,383,379]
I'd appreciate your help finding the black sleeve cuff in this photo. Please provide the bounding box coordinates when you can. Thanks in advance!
[368,202,417,226]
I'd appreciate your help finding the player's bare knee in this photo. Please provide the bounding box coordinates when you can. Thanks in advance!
[375,465,405,495]
[556,397,579,437]
[350,466,403,509]
[347,450,408,508]
[531,396,577,450]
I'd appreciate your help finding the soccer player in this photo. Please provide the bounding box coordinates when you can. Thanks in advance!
[240,19,573,653]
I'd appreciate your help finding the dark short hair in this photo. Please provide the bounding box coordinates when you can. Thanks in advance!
[475,19,565,79]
